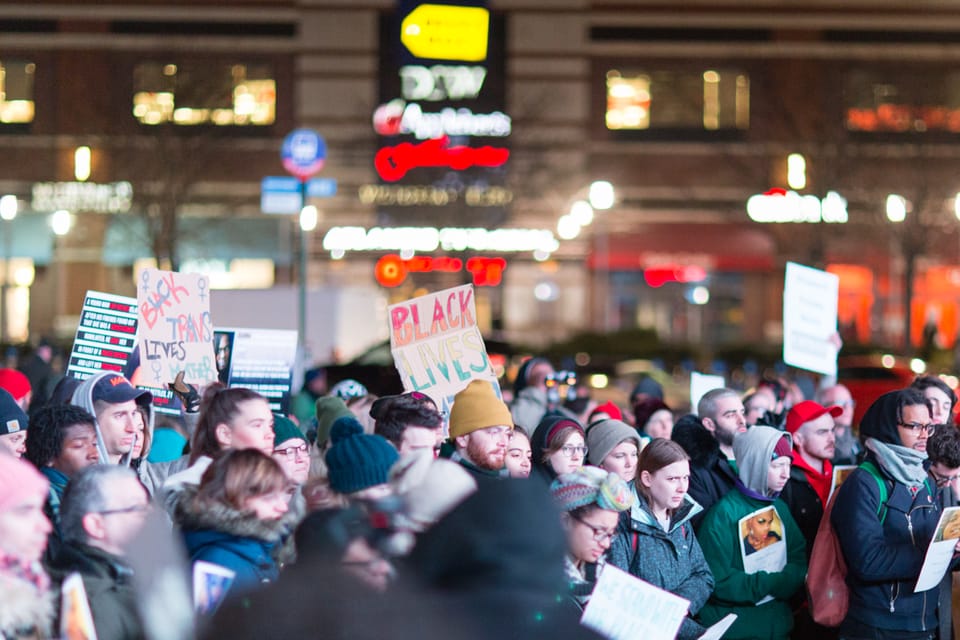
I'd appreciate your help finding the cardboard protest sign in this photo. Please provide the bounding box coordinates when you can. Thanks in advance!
[213,328,298,414]
[783,262,840,376]
[137,269,217,386]
[66,291,138,380]
[388,284,498,416]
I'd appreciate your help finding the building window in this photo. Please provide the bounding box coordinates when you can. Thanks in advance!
[0,61,35,124]
[606,69,749,131]
[133,62,276,126]
[845,70,960,133]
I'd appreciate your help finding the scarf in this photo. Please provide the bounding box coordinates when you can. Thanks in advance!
[0,554,49,592]
[865,437,928,487]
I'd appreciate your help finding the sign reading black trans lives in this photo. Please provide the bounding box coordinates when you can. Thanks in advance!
[373,1,510,227]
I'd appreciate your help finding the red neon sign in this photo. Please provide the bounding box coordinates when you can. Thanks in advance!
[374,254,506,287]
[643,265,707,288]
[374,136,509,181]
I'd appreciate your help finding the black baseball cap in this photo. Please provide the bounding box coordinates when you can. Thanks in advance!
[92,375,152,405]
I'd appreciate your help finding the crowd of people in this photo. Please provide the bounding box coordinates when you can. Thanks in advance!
[0,343,958,640]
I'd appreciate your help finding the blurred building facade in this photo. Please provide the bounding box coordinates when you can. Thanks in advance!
[2,1,960,357]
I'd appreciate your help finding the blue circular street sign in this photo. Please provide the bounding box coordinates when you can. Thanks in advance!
[281,129,326,180]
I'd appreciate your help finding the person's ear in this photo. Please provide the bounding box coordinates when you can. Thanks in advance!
[701,417,716,434]
[639,469,653,489]
[82,513,106,541]
[215,423,233,448]
[454,433,470,450]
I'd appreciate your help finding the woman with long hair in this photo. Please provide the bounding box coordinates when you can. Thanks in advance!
[608,438,714,639]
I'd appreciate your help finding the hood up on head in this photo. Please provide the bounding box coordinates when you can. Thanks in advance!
[530,413,584,481]
[860,390,906,446]
[733,425,791,498]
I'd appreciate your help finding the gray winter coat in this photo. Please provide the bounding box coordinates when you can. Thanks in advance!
[608,488,714,640]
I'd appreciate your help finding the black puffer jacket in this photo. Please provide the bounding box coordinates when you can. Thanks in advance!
[672,414,738,528]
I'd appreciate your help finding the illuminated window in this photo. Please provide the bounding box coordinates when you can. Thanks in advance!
[133,62,276,126]
[606,69,749,131]
[845,70,960,133]
[0,61,35,124]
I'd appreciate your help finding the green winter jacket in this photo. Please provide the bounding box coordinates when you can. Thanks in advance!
[696,490,806,640]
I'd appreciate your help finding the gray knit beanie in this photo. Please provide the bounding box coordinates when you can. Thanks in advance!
[586,419,643,466]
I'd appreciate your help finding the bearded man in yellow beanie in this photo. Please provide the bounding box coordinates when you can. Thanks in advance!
[442,380,513,478]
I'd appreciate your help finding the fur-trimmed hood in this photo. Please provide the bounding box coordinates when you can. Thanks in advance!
[175,486,287,544]
[0,572,54,638]
[671,414,719,468]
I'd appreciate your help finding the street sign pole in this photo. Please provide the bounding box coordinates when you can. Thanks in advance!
[298,178,308,376]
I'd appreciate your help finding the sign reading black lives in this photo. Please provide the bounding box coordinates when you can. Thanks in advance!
[374,1,510,228]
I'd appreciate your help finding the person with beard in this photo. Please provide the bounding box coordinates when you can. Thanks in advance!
[831,389,950,638]
[441,380,512,479]
[696,427,806,640]
[672,389,747,527]
[779,401,844,555]
[816,384,861,466]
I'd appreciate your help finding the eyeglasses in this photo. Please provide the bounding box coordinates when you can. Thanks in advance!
[97,504,150,517]
[273,444,309,459]
[559,445,588,458]
[570,513,617,543]
[930,468,960,487]
[898,422,936,436]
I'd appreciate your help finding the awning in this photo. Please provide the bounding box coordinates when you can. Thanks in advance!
[103,216,293,266]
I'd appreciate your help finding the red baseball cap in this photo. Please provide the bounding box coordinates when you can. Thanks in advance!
[785,400,843,435]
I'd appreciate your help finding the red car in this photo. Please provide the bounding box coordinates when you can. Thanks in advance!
[837,355,920,427]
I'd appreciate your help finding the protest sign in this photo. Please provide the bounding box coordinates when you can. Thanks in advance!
[193,561,236,615]
[739,505,787,605]
[581,564,689,640]
[690,372,725,414]
[916,506,960,592]
[137,269,217,386]
[66,291,138,380]
[213,328,298,414]
[60,572,98,640]
[388,284,498,416]
[783,262,840,376]
[828,465,856,501]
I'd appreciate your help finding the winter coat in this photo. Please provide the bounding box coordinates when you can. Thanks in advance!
[47,542,143,640]
[70,372,154,467]
[832,390,943,635]
[672,415,738,528]
[696,426,806,640]
[778,456,829,558]
[0,571,54,640]
[176,488,286,595]
[608,490,714,640]
[697,491,806,640]
[529,413,584,484]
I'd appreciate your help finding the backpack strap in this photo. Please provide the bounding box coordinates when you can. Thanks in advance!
[859,460,890,524]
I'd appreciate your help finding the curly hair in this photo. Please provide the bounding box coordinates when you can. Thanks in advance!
[24,403,96,469]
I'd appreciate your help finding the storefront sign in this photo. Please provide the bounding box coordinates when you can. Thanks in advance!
[373,100,510,139]
[32,181,133,214]
[746,188,848,223]
[375,136,509,181]
[358,183,512,207]
[375,254,506,287]
[400,4,489,62]
[400,64,486,101]
[323,226,559,253]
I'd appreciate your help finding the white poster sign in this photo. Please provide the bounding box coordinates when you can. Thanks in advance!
[783,262,839,376]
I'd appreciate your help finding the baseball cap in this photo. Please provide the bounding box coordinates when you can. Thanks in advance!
[785,400,843,435]
[92,375,152,405]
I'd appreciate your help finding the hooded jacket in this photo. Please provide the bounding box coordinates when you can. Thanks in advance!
[696,426,806,640]
[672,414,738,528]
[529,414,584,483]
[831,390,942,634]
[71,372,152,467]
[608,489,714,640]
[175,487,286,595]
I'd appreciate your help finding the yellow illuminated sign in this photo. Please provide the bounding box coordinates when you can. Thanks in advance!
[401,4,489,62]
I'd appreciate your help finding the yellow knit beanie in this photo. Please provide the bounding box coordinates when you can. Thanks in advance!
[448,380,513,439]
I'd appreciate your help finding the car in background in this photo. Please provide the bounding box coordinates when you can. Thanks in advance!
[837,355,920,427]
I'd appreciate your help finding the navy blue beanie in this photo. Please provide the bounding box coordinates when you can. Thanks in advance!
[324,416,399,495]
